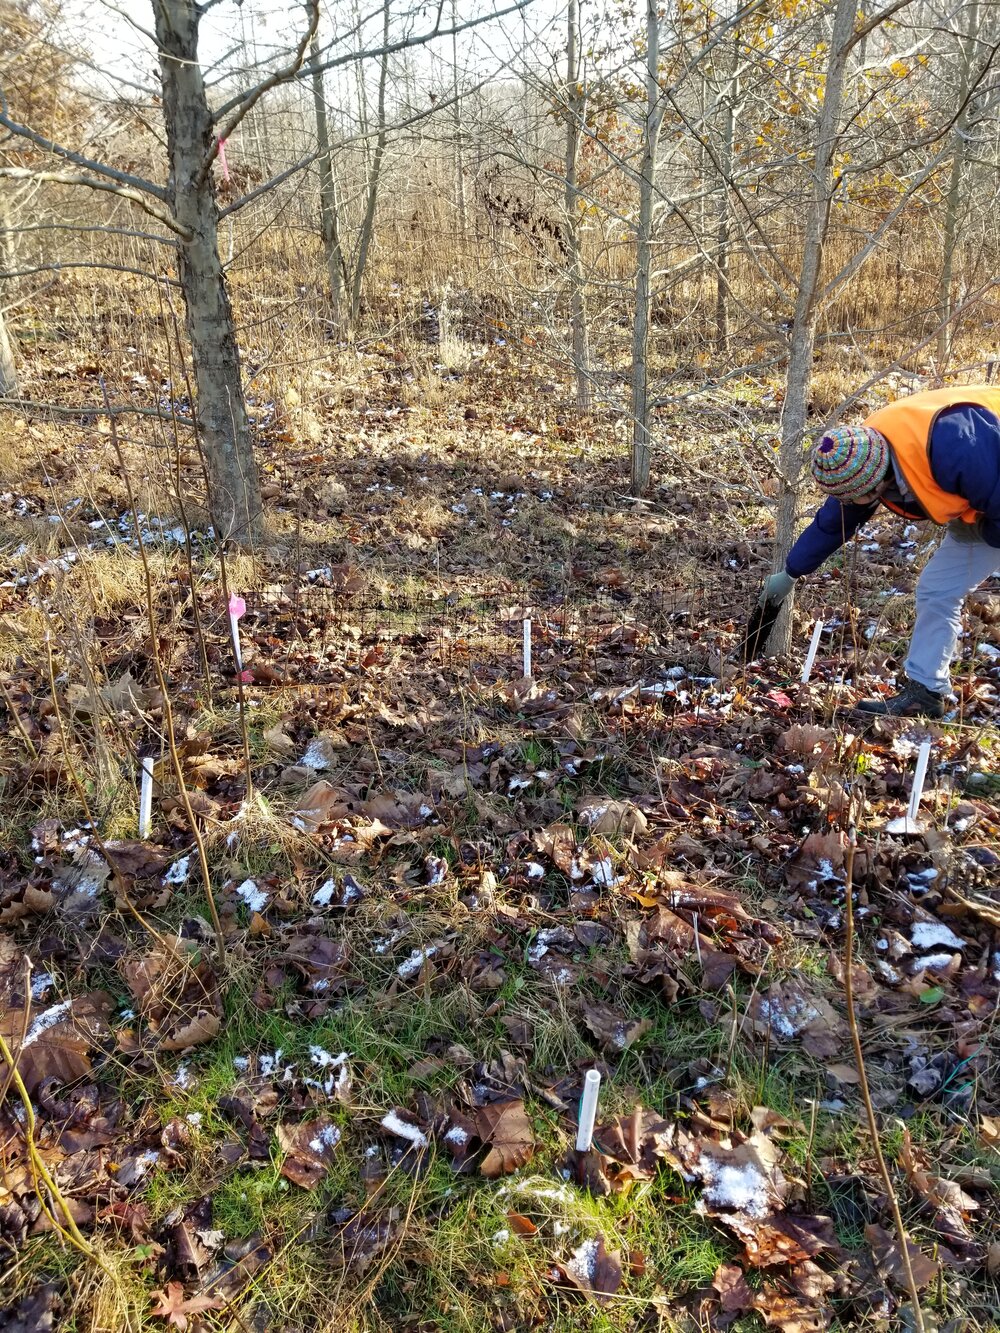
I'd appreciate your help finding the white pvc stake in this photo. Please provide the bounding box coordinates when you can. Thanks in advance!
[576,1069,602,1152]
[908,737,932,822]
[138,756,154,838]
[800,619,824,684]
[886,737,933,835]
[523,617,532,678]
[228,593,246,672]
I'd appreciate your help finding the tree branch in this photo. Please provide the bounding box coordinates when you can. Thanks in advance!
[205,0,320,185]
[0,168,188,238]
[218,151,319,219]
[1,260,180,286]
[0,222,176,247]
[214,0,534,114]
[0,86,167,200]
[1,398,197,429]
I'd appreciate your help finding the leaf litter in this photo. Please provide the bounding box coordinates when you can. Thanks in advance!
[4,382,1000,1328]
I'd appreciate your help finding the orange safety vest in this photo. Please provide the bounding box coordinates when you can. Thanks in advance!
[864,386,1000,525]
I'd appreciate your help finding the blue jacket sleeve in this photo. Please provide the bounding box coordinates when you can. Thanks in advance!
[785,496,878,578]
[930,405,1000,548]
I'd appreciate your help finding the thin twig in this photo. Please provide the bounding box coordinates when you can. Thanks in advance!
[100,380,227,965]
[844,828,927,1333]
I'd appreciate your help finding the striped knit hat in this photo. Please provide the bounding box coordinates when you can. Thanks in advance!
[810,425,890,502]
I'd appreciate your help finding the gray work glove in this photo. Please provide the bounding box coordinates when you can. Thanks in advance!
[757,570,796,606]
[947,516,986,544]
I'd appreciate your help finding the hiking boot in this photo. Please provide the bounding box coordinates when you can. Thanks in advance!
[855,677,946,719]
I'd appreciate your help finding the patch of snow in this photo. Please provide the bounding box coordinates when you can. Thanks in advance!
[492,1229,510,1244]
[527,928,564,966]
[566,1237,599,1283]
[23,1000,73,1047]
[756,993,820,1039]
[186,1112,202,1126]
[301,739,333,770]
[911,921,966,952]
[590,857,620,889]
[233,1056,250,1073]
[380,1111,429,1148]
[164,856,191,886]
[444,1124,469,1146]
[312,878,337,907]
[397,945,439,980]
[30,972,54,999]
[309,1123,342,1153]
[525,861,545,879]
[699,1153,771,1218]
[172,1062,193,1089]
[913,952,957,973]
[236,879,269,913]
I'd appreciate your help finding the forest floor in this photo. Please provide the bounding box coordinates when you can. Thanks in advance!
[2,291,1000,1333]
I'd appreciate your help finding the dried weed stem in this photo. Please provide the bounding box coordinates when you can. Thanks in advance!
[844,828,927,1333]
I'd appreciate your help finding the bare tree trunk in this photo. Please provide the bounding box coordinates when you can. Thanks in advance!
[451,0,467,237]
[153,0,261,546]
[0,310,15,396]
[767,0,858,652]
[715,49,738,354]
[349,0,391,331]
[310,31,345,330]
[938,1,978,369]
[565,0,591,411]
[0,193,17,396]
[630,0,664,495]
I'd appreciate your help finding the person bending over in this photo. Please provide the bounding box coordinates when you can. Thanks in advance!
[756,385,1000,718]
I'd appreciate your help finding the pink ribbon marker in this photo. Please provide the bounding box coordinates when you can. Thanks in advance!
[228,593,246,671]
[218,137,231,183]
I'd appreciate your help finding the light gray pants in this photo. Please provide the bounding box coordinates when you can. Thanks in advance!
[904,524,1000,693]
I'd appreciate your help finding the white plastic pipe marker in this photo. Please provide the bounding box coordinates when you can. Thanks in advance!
[576,1069,602,1152]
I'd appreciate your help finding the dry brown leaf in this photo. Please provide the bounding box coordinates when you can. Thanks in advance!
[293,780,353,832]
[476,1099,535,1177]
[713,1261,753,1314]
[866,1222,940,1291]
[581,1001,652,1053]
[277,1115,342,1188]
[0,992,112,1095]
[149,1281,223,1330]
[555,1234,624,1306]
[779,724,837,759]
[576,797,647,838]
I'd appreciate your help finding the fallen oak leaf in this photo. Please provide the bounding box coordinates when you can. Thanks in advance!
[476,1099,535,1177]
[149,1281,223,1330]
[277,1115,342,1188]
[554,1234,624,1306]
[866,1222,940,1291]
[713,1261,753,1314]
[581,1001,652,1053]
